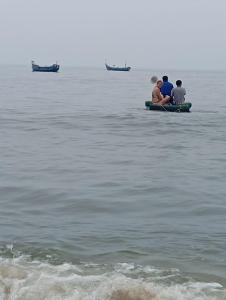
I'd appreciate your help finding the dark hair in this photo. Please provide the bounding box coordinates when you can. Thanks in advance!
[162,76,168,82]
[176,80,182,86]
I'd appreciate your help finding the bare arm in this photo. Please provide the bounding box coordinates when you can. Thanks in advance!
[156,88,163,100]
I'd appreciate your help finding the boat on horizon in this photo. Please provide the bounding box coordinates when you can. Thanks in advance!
[31,61,60,72]
[105,63,131,72]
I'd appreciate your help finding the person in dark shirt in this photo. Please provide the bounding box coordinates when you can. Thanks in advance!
[160,76,174,100]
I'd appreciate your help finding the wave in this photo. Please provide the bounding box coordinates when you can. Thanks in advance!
[0,255,225,300]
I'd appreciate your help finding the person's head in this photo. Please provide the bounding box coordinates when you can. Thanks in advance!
[176,80,182,87]
[156,80,163,88]
[162,76,168,82]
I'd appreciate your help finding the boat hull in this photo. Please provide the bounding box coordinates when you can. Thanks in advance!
[32,64,60,72]
[145,101,192,112]
[105,64,131,71]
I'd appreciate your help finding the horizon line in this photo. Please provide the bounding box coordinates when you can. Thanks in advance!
[0,63,225,73]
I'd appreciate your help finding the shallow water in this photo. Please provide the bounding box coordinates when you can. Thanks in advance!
[0,66,226,299]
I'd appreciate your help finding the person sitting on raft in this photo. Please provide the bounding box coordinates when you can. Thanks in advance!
[152,80,170,105]
[160,75,174,98]
[171,80,186,105]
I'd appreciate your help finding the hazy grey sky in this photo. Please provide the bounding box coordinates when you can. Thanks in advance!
[1,0,226,70]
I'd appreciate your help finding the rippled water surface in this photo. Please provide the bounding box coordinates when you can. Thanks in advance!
[0,66,226,299]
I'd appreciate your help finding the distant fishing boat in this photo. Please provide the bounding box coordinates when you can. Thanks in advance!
[31,61,60,72]
[105,63,131,72]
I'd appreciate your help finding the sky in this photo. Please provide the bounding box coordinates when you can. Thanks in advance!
[1,0,226,70]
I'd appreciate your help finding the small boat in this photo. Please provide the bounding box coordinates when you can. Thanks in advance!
[145,101,192,112]
[32,61,60,72]
[105,63,131,72]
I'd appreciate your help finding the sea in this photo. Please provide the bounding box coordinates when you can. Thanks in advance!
[0,65,225,300]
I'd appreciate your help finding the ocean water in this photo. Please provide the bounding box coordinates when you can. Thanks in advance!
[0,65,226,299]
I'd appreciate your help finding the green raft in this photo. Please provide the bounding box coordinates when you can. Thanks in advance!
[145,101,192,112]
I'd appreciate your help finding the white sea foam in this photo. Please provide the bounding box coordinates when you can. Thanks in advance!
[0,257,225,300]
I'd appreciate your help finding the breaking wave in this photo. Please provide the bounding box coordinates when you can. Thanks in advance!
[0,253,225,300]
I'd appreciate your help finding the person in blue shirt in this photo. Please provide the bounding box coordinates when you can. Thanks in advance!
[160,76,174,102]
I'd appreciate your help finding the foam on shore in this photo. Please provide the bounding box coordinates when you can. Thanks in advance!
[0,256,225,300]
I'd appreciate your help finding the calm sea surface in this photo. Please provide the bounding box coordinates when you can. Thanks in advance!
[0,65,226,299]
